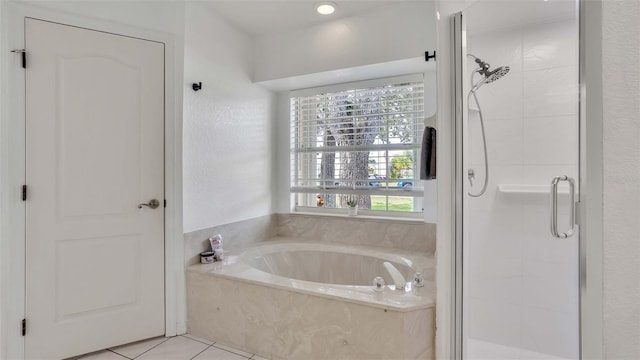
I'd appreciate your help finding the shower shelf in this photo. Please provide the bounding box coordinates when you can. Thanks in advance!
[498,184,570,194]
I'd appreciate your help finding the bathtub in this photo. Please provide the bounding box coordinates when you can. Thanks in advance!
[187,240,435,360]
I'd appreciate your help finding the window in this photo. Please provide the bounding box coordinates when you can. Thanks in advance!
[290,75,425,217]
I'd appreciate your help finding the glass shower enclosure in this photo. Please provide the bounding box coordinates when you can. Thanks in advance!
[453,1,580,359]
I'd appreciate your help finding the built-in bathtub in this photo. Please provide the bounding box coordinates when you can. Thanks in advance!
[186,240,435,360]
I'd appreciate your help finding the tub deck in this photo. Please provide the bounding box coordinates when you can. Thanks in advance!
[188,240,435,312]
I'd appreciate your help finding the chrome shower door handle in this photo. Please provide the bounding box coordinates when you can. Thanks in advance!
[550,176,576,239]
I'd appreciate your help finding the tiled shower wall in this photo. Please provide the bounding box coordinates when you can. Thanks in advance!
[184,214,435,265]
[465,19,579,358]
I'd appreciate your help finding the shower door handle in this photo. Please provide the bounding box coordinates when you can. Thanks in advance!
[550,175,576,239]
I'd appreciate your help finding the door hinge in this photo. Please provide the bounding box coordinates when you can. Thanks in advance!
[22,185,27,201]
[425,50,436,62]
[21,319,26,336]
[164,199,167,208]
[11,49,26,69]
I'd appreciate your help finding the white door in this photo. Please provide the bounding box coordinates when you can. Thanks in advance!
[25,18,165,359]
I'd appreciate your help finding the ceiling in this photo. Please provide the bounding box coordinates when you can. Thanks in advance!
[201,0,409,37]
[203,0,577,38]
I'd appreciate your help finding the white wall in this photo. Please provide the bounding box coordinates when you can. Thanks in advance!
[0,2,6,357]
[253,1,436,83]
[265,3,438,221]
[601,1,640,358]
[182,2,276,233]
[274,92,292,214]
[463,17,579,359]
[11,0,185,34]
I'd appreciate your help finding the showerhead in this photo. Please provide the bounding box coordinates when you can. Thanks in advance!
[483,66,510,84]
[468,54,510,92]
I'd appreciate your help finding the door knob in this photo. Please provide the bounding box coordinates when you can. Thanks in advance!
[138,199,160,209]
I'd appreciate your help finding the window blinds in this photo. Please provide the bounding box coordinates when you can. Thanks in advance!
[290,76,426,214]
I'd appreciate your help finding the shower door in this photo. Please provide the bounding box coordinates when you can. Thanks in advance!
[453,1,581,359]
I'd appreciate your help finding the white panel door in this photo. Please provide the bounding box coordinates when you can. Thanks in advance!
[25,18,165,359]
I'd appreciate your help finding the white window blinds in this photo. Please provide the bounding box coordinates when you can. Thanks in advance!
[290,75,425,216]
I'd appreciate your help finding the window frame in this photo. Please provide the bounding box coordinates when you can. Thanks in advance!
[289,74,427,219]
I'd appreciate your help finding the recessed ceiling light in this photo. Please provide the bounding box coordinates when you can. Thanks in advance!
[316,2,337,15]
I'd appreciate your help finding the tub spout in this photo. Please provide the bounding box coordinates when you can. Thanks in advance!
[383,262,407,291]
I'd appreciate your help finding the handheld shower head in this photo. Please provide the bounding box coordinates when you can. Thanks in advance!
[466,54,511,198]
[483,66,510,84]
[467,54,510,90]
[470,64,510,92]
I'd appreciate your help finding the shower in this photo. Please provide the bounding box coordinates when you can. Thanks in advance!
[456,5,581,359]
[467,54,510,197]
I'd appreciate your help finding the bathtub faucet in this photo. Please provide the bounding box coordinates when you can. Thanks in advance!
[383,262,407,291]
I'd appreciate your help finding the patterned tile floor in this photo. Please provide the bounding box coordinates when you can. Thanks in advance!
[76,335,268,360]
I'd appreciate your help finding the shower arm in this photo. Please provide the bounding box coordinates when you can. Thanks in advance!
[467,54,491,76]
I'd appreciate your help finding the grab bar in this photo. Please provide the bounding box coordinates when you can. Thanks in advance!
[550,175,576,239]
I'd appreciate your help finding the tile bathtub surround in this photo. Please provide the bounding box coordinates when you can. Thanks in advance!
[187,271,435,360]
[184,214,277,265]
[276,213,436,253]
[185,213,435,265]
[183,213,435,359]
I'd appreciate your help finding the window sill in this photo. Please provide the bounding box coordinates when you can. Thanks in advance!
[290,210,426,224]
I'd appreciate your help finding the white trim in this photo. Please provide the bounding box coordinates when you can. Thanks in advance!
[450,12,465,359]
[579,0,604,358]
[290,73,425,97]
[434,2,466,358]
[0,3,184,359]
[1,3,27,358]
[289,74,427,219]
[295,206,424,220]
[256,58,434,92]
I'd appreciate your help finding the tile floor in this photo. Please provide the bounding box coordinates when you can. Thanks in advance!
[76,335,269,360]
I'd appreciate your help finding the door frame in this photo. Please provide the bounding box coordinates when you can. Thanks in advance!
[445,1,604,359]
[451,12,465,360]
[0,3,185,359]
